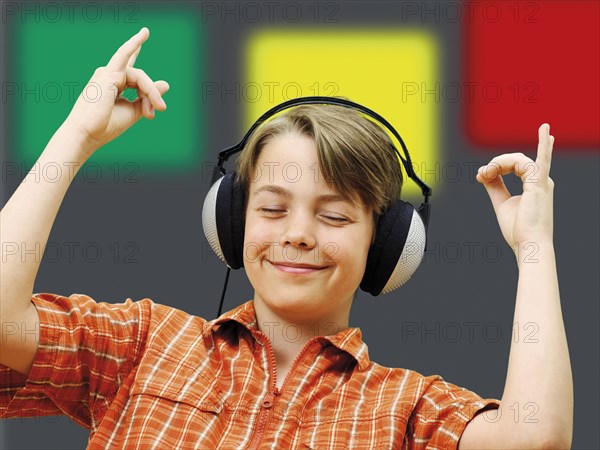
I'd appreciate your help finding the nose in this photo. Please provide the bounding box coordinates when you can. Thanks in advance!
[279,210,317,250]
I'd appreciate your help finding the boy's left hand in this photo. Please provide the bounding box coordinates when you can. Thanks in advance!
[475,124,555,251]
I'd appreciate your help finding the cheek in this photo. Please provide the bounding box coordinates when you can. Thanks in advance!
[243,218,274,263]
[243,242,262,264]
[338,229,372,270]
[320,230,369,266]
[321,241,342,264]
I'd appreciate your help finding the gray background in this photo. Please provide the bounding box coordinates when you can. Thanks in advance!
[1,1,598,448]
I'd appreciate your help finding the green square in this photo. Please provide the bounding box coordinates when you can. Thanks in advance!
[10,4,204,173]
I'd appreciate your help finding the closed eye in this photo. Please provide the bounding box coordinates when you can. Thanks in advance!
[321,215,349,223]
[260,208,285,214]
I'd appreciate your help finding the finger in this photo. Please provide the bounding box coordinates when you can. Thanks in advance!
[126,67,167,111]
[106,27,149,72]
[478,153,537,184]
[477,170,511,215]
[127,45,142,68]
[535,123,554,180]
[133,81,170,121]
[124,79,153,119]
[154,80,170,96]
[148,81,169,118]
[137,91,153,119]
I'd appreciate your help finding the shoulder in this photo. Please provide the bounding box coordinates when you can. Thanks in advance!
[357,361,496,414]
[31,291,190,321]
[362,360,442,387]
[350,361,443,405]
[31,292,209,347]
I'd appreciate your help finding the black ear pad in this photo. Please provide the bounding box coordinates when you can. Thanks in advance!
[360,200,427,296]
[202,173,246,269]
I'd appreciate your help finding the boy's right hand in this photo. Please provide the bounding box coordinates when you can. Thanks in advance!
[64,27,169,155]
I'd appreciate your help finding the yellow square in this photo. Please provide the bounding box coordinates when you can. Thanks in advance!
[245,29,439,198]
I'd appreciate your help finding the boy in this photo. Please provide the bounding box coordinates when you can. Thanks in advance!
[0,28,572,449]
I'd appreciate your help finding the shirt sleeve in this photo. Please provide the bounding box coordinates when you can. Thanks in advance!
[0,292,153,428]
[405,375,501,450]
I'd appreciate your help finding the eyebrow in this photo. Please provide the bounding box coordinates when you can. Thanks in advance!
[252,185,350,203]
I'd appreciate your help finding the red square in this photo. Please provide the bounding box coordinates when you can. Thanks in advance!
[464,1,599,150]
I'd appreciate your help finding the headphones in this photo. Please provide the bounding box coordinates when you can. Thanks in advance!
[202,96,432,316]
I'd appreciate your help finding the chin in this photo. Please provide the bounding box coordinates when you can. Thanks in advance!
[259,288,328,319]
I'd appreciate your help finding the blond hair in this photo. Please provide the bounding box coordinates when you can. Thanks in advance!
[235,103,403,217]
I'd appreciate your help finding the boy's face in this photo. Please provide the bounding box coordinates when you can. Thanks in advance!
[243,133,374,325]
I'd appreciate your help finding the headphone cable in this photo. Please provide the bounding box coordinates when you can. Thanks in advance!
[217,267,231,317]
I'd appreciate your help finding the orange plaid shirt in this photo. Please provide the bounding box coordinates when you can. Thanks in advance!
[1,293,500,449]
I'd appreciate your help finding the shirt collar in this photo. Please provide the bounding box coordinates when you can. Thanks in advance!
[202,300,371,371]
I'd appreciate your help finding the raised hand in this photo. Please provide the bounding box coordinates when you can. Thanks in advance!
[476,124,555,253]
[64,27,169,155]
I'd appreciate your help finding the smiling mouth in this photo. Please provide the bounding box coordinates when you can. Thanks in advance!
[267,260,330,274]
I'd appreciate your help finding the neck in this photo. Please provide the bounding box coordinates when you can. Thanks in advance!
[252,299,351,382]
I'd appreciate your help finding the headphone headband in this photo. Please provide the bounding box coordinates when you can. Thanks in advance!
[203,96,433,314]
[212,96,432,204]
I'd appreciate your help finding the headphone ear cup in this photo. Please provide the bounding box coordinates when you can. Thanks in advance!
[360,200,426,296]
[202,173,246,269]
